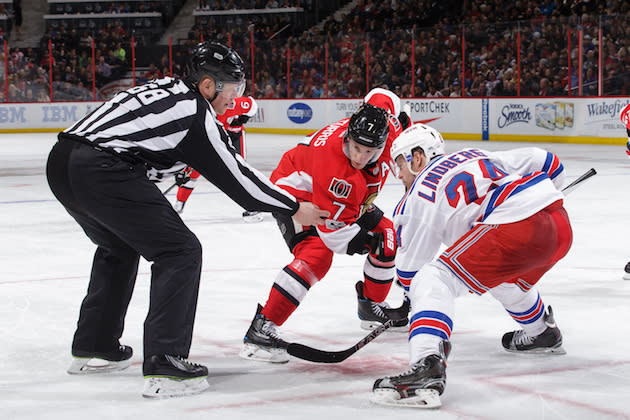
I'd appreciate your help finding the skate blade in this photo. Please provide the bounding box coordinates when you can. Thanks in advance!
[67,357,131,375]
[623,273,630,281]
[239,343,289,363]
[360,320,408,333]
[370,388,441,408]
[142,376,209,399]
[505,344,566,355]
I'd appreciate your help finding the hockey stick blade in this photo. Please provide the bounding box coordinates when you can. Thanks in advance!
[163,182,178,195]
[561,168,597,195]
[287,320,394,363]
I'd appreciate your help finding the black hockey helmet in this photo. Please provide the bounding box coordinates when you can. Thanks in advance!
[344,103,390,165]
[185,41,246,95]
[347,103,389,148]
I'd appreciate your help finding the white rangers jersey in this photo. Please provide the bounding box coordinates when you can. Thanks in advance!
[394,147,565,283]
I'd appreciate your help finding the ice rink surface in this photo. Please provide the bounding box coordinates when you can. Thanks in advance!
[1,132,629,420]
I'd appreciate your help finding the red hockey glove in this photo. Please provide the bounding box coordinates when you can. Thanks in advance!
[370,226,396,260]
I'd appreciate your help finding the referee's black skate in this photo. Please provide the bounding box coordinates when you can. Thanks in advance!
[356,281,409,331]
[623,261,630,280]
[239,304,290,363]
[371,341,450,408]
[142,354,209,398]
[67,344,133,374]
[502,305,566,354]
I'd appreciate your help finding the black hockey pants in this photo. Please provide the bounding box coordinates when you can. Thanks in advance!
[46,138,202,359]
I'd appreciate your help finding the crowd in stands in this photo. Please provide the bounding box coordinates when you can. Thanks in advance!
[1,0,630,102]
[196,0,307,10]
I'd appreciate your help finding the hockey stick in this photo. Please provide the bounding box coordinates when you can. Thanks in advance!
[287,319,393,363]
[162,182,178,195]
[561,168,597,195]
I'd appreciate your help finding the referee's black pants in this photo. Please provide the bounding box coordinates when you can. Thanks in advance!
[46,138,202,360]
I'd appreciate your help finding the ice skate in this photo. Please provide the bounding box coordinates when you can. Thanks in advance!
[242,210,264,223]
[67,345,133,374]
[142,354,209,399]
[356,281,409,331]
[623,262,630,280]
[371,352,447,408]
[240,304,290,363]
[502,305,566,354]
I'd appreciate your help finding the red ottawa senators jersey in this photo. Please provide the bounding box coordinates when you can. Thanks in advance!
[270,118,370,235]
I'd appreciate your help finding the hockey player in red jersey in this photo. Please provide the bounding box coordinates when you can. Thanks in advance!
[371,124,572,408]
[620,103,630,280]
[240,103,409,363]
[217,95,258,158]
[173,96,258,216]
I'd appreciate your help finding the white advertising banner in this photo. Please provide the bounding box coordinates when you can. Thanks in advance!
[246,99,363,133]
[489,98,629,140]
[0,98,626,144]
[246,98,483,139]
[403,98,482,137]
[0,102,100,131]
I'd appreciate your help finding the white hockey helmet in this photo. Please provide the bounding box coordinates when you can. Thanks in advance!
[390,123,445,175]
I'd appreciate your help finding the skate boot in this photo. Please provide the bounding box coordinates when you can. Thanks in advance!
[239,304,290,363]
[371,340,450,408]
[356,281,409,331]
[623,262,630,280]
[67,344,133,374]
[142,354,209,399]
[502,305,566,354]
[242,210,264,223]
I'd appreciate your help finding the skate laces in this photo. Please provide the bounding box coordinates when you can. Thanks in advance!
[371,301,391,317]
[511,330,535,346]
[261,320,284,341]
[169,355,203,369]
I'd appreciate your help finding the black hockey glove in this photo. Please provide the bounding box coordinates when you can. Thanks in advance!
[230,114,250,127]
[355,204,384,231]
[346,228,381,256]
[398,111,411,130]
[174,171,191,186]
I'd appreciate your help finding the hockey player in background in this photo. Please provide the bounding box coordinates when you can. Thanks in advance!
[46,41,328,399]
[218,95,258,158]
[620,103,630,280]
[172,96,261,221]
[240,102,410,364]
[371,124,572,408]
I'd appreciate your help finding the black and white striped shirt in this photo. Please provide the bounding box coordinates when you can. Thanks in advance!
[59,77,298,215]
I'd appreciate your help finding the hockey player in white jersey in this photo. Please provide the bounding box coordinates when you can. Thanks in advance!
[371,124,573,408]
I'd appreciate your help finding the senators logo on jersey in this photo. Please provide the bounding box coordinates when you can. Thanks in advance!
[329,178,352,198]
